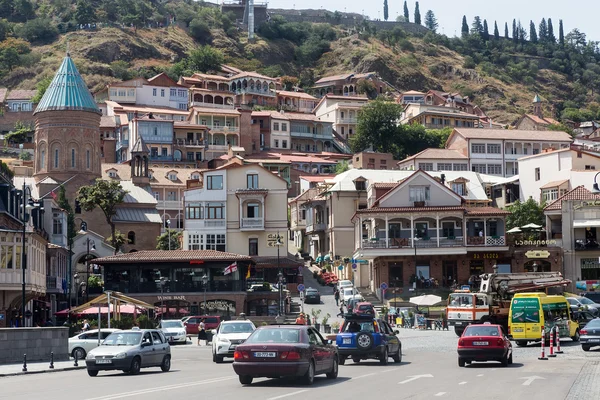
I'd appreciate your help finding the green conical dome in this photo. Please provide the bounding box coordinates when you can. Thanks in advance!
[34,54,101,115]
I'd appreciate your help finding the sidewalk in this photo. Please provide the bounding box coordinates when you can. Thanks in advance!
[0,359,85,377]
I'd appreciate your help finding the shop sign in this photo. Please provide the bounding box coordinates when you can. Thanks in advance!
[472,253,499,259]
[205,300,235,311]
[157,295,186,301]
[514,239,557,246]
[574,200,600,210]
[267,233,285,247]
[576,280,600,291]
[525,250,550,259]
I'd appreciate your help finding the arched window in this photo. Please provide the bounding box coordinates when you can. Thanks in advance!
[128,231,136,244]
[54,148,59,168]
[40,150,45,170]
[86,149,91,169]
[71,148,76,168]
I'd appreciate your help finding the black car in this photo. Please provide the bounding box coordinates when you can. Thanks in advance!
[335,314,401,365]
[580,318,600,351]
[574,310,597,329]
[304,288,321,304]
[583,292,600,304]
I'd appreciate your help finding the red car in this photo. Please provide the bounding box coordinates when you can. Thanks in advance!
[184,316,221,335]
[233,325,339,385]
[352,302,375,315]
[457,323,513,367]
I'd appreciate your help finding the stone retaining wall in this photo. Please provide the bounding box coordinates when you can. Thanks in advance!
[0,327,69,364]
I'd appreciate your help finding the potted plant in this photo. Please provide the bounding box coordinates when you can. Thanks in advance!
[322,313,331,333]
[331,321,340,332]
[311,309,322,331]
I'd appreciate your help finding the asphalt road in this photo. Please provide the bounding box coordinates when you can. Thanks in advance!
[2,330,599,400]
[299,266,343,326]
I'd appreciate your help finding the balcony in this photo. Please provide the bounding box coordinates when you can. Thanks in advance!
[191,102,235,110]
[206,124,239,133]
[176,139,206,147]
[46,276,64,293]
[336,118,357,124]
[241,217,264,230]
[290,129,333,140]
[361,237,465,249]
[467,236,506,246]
[116,139,129,149]
[104,279,245,294]
[158,200,182,210]
[234,88,276,97]
[306,222,327,233]
[575,239,600,251]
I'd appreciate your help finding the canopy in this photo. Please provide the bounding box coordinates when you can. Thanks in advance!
[506,227,522,234]
[409,294,443,307]
[521,223,542,229]
[70,291,153,314]
[79,304,145,315]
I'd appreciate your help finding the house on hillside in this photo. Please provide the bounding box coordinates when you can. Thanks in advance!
[514,94,559,130]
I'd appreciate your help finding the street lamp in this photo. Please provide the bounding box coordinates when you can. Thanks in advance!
[201,274,208,315]
[157,277,168,322]
[166,219,171,251]
[74,273,80,306]
[275,232,284,316]
[592,172,600,193]
[19,182,37,327]
[79,222,96,303]
[413,235,421,297]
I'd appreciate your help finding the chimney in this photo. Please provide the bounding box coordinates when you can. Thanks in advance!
[441,173,446,185]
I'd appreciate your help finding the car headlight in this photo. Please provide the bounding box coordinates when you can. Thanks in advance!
[115,352,128,359]
[217,337,230,343]
[86,353,95,360]
[180,330,187,336]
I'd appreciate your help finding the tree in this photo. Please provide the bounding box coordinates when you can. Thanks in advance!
[403,0,409,22]
[539,18,548,42]
[57,186,76,249]
[280,76,299,91]
[493,21,499,40]
[5,121,32,143]
[517,20,527,42]
[512,19,517,42]
[75,0,96,25]
[506,199,545,231]
[529,20,538,43]
[471,16,483,35]
[424,10,438,33]
[189,18,212,43]
[156,229,182,250]
[187,45,224,73]
[461,15,469,38]
[350,100,403,155]
[0,47,19,71]
[547,18,556,43]
[482,19,489,41]
[335,160,349,174]
[76,180,128,254]
[383,0,389,21]
[504,22,509,39]
[31,76,52,104]
[558,19,565,46]
[356,78,378,99]
[413,1,421,25]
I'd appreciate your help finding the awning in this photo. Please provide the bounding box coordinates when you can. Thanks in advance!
[573,220,600,228]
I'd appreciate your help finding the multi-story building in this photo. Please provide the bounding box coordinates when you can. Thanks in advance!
[311,72,391,98]
[0,89,37,136]
[6,89,37,113]
[287,112,334,153]
[191,106,241,159]
[515,95,559,130]
[276,90,317,113]
[397,148,469,171]
[400,103,480,128]
[313,94,368,140]
[398,90,426,105]
[352,151,396,170]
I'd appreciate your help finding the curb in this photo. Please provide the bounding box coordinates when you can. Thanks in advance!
[0,366,86,378]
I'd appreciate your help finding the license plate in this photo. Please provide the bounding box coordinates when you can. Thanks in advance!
[95,359,112,364]
[587,339,600,343]
[343,338,352,344]
[473,341,488,346]
[455,322,462,326]
[254,352,276,358]
[513,328,524,332]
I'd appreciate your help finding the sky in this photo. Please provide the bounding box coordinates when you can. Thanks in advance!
[266,0,600,42]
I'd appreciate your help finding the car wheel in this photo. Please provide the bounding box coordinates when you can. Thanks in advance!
[392,346,402,363]
[339,356,346,365]
[129,356,141,375]
[380,347,389,365]
[239,375,253,385]
[215,355,224,364]
[212,352,217,362]
[458,358,465,367]
[87,369,98,377]
[161,355,171,372]
[501,354,508,367]
[355,332,373,350]
[302,360,315,385]
[516,341,528,347]
[582,345,591,352]
[326,357,338,379]
[352,356,361,363]
[454,327,464,337]
[508,352,513,365]
[465,361,471,365]
[572,330,580,342]
[73,348,86,360]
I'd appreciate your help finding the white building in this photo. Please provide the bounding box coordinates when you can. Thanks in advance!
[313,94,368,140]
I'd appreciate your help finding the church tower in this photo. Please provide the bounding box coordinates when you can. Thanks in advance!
[33,51,102,198]
[130,137,150,186]
[532,94,543,118]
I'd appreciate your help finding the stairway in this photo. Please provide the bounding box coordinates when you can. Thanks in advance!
[332,130,352,154]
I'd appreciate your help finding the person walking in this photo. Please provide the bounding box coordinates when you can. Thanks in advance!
[197,318,207,346]
[82,319,90,332]
[334,288,340,306]
[337,305,345,318]
[295,313,307,325]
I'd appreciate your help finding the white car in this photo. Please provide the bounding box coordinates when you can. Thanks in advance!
[337,280,353,292]
[211,320,256,363]
[69,328,121,360]
[159,320,188,344]
[341,287,360,302]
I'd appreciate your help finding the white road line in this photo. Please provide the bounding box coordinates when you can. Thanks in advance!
[434,393,446,397]
[83,376,234,400]
[354,372,377,379]
[477,374,484,377]
[267,390,309,400]
[458,381,467,385]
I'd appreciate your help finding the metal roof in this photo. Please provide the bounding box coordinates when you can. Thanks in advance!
[114,208,162,223]
[34,54,101,115]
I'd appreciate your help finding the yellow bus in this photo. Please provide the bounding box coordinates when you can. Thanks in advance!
[508,293,580,346]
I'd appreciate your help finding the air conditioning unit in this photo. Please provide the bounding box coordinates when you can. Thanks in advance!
[413,201,426,207]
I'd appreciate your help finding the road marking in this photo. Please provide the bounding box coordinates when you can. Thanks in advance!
[458,382,467,385]
[520,376,545,386]
[83,376,234,400]
[399,374,434,384]
[354,373,377,379]
[434,393,446,397]
[267,390,309,400]
[477,374,484,377]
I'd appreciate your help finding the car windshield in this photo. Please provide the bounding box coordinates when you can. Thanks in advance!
[246,328,300,343]
[449,294,473,306]
[339,281,352,287]
[585,319,600,328]
[103,332,142,346]
[219,323,254,334]
[161,321,184,329]
[359,305,372,311]
[579,297,595,305]
[464,326,500,337]
[306,289,318,294]
[343,321,374,333]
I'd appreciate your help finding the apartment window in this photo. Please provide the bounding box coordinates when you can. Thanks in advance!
[178,103,187,110]
[161,148,168,157]
[586,165,596,170]
[282,140,287,148]
[167,191,177,201]
[185,203,203,219]
[452,182,466,196]
[349,128,353,135]
[178,89,186,97]
[355,180,366,191]
[247,174,259,189]
[442,221,455,237]
[246,202,260,218]
[381,159,387,165]
[170,88,176,97]
[453,163,468,171]
[249,238,259,256]
[437,163,452,171]
[169,174,177,181]
[154,192,160,200]
[471,164,486,174]
[154,127,158,135]
[206,234,226,251]
[187,152,194,161]
[533,148,540,155]
[535,167,540,181]
[274,139,279,148]
[418,163,433,171]
[188,234,201,250]
[273,122,280,131]
[161,89,165,97]
[207,203,224,219]
[487,144,501,154]
[487,164,502,175]
[577,152,583,158]
[71,149,76,168]
[409,185,430,202]
[281,123,287,131]
[86,150,90,169]
[52,213,63,235]
[108,171,117,178]
[207,175,223,190]
[471,144,486,154]
[151,147,159,157]
[153,88,157,96]
[128,231,136,245]
[542,189,559,202]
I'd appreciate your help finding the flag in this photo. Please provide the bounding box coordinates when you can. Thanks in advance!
[50,190,57,200]
[224,262,237,275]
[245,266,251,279]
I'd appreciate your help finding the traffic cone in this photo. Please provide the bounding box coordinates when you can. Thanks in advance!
[538,328,548,360]
[555,326,563,354]
[548,326,556,357]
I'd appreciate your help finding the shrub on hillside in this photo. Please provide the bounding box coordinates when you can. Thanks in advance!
[15,19,58,44]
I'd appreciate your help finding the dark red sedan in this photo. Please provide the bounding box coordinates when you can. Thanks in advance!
[457,323,513,367]
[233,325,339,385]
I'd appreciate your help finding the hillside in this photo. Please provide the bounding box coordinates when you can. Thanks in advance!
[0,0,598,125]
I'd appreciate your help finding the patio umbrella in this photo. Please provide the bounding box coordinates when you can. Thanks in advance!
[506,227,522,234]
[521,223,542,229]
[409,294,443,307]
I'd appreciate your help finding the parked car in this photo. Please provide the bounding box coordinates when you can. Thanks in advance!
[583,292,600,303]
[580,318,600,351]
[341,287,360,302]
[69,329,121,360]
[233,325,339,385]
[336,313,401,365]
[574,310,598,329]
[337,280,353,292]
[211,320,256,363]
[457,324,512,367]
[353,302,376,316]
[567,297,600,316]
[85,328,171,377]
[304,288,321,304]
[159,320,187,344]
[184,316,222,335]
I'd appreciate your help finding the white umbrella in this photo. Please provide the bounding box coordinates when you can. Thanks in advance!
[521,223,542,229]
[506,227,522,233]
[409,294,443,306]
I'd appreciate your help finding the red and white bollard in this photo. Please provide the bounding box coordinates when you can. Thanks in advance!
[555,326,563,354]
[548,326,556,357]
[538,328,548,360]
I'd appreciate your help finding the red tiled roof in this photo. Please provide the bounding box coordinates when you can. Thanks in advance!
[300,175,336,182]
[94,250,252,264]
[465,207,510,216]
[372,182,398,189]
[356,206,466,214]
[235,189,269,196]
[7,89,37,100]
[544,185,600,210]
[252,256,303,267]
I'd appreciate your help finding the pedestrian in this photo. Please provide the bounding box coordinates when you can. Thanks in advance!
[82,319,90,331]
[285,293,291,314]
[337,305,344,318]
[197,318,207,346]
[334,288,340,306]
[295,313,306,325]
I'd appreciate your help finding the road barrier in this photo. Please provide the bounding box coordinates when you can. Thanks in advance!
[74,351,79,367]
[49,352,54,369]
[538,328,548,360]
[548,327,556,357]
[22,354,27,372]
[555,326,563,354]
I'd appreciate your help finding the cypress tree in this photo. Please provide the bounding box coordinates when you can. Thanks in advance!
[504,22,509,39]
[403,0,409,22]
[383,0,389,21]
[512,19,517,42]
[493,21,499,40]
[482,19,489,41]
[547,18,556,43]
[559,19,565,45]
[414,1,421,25]
[529,20,537,43]
[461,15,469,38]
[539,18,548,42]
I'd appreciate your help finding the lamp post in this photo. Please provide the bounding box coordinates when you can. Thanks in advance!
[157,277,167,322]
[79,221,96,304]
[275,232,284,316]
[592,172,600,193]
[413,235,420,297]
[166,219,171,251]
[19,182,35,327]
[201,274,208,315]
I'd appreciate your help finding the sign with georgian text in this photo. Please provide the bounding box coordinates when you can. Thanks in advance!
[573,200,600,210]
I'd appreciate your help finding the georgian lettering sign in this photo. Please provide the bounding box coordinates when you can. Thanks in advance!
[157,295,186,301]
[573,200,600,210]
[514,239,557,246]
[472,253,499,259]
[525,250,551,259]
[205,299,236,311]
